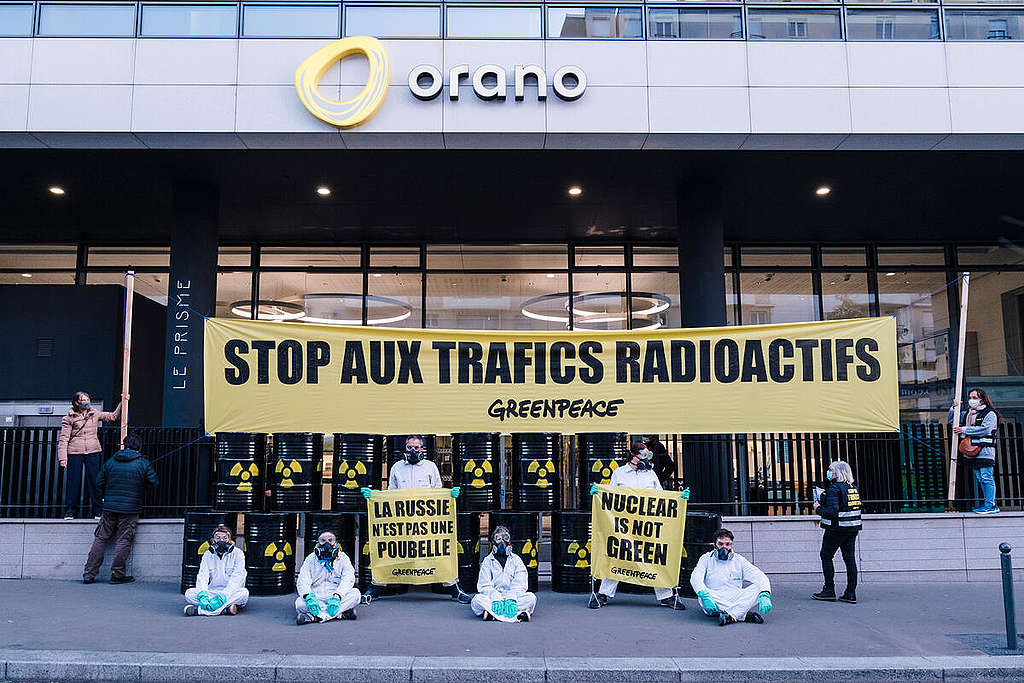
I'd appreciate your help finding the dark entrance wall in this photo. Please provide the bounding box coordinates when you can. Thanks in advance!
[0,285,165,425]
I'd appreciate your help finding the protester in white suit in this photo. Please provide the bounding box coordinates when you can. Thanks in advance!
[690,528,773,626]
[295,531,361,625]
[184,524,248,617]
[471,526,536,622]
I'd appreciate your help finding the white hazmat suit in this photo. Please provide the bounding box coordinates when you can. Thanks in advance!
[471,551,537,621]
[184,547,249,616]
[690,550,771,621]
[295,551,362,621]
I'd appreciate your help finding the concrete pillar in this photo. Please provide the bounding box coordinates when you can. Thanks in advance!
[161,181,218,428]
[677,177,733,514]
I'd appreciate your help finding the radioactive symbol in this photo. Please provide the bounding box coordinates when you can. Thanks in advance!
[463,459,492,488]
[337,460,367,489]
[276,459,303,488]
[198,540,210,556]
[264,541,293,572]
[526,459,555,488]
[520,539,539,568]
[591,459,619,484]
[228,462,259,492]
[567,540,591,568]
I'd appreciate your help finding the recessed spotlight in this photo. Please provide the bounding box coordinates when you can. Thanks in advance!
[546,274,555,279]
[21,273,32,278]
[815,186,831,197]
[568,185,583,197]
[49,186,65,196]
[372,273,382,278]
[885,272,896,277]
[315,186,331,196]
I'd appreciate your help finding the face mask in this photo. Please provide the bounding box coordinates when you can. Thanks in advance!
[315,541,338,562]
[636,458,654,471]
[77,400,91,411]
[969,398,983,410]
[826,471,834,482]
[405,449,423,465]
[716,547,732,561]
[493,542,508,557]
[212,540,232,555]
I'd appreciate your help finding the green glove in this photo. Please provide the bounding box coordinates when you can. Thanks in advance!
[197,590,212,611]
[451,487,461,498]
[361,487,373,499]
[697,589,719,614]
[491,600,502,615]
[505,598,519,618]
[589,484,599,496]
[304,593,321,617]
[326,594,342,617]
[758,591,772,614]
[211,593,227,610]
[680,487,690,500]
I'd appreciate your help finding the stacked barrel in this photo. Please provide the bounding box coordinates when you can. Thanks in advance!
[212,432,265,512]
[511,433,562,511]
[550,509,592,593]
[679,511,722,598]
[451,433,501,511]
[244,512,298,595]
[575,433,628,508]
[332,434,384,511]
[269,433,323,512]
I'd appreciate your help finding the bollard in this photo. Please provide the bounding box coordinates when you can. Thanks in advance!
[1000,542,1017,650]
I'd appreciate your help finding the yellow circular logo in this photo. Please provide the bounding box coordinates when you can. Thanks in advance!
[474,467,484,477]
[240,471,250,481]
[275,551,284,561]
[295,36,390,129]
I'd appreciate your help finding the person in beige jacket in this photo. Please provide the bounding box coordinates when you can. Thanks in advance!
[58,391,123,520]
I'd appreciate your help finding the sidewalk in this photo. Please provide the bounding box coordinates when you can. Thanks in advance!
[2,579,1024,680]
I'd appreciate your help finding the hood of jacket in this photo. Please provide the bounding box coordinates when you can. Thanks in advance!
[113,448,142,462]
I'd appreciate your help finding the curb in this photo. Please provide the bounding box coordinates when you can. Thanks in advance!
[2,651,1024,681]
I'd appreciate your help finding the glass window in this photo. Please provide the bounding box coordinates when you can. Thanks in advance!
[822,246,867,268]
[724,247,734,269]
[822,273,871,320]
[633,246,678,268]
[216,271,254,319]
[739,272,818,324]
[958,244,1024,266]
[630,271,680,329]
[0,272,75,285]
[741,247,812,268]
[945,10,1024,40]
[218,246,252,268]
[647,7,742,39]
[368,272,421,328]
[258,272,364,324]
[447,6,542,38]
[259,247,360,268]
[575,246,624,267]
[548,7,643,38]
[427,273,569,330]
[345,5,439,38]
[87,247,171,268]
[572,272,629,330]
[726,273,737,325]
[962,271,1024,397]
[371,247,419,268]
[242,4,340,38]
[0,244,78,269]
[846,9,940,41]
[38,3,137,37]
[428,245,567,270]
[877,246,946,267]
[88,272,169,305]
[141,4,238,37]
[746,9,842,40]
[0,4,34,36]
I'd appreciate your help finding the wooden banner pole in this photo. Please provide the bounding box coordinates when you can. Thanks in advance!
[946,272,971,508]
[120,269,135,449]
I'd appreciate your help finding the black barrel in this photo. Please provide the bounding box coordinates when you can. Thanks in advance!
[180,510,237,593]
[551,510,593,594]
[452,433,501,512]
[332,434,384,512]
[489,511,540,593]
[511,433,562,511]
[431,511,481,594]
[575,433,629,509]
[213,432,266,512]
[244,512,297,595]
[269,432,323,512]
[303,511,358,562]
[679,511,722,598]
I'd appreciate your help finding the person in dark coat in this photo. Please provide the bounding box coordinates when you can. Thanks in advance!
[83,433,159,584]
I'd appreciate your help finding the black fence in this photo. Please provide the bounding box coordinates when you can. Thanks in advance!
[1,424,1022,518]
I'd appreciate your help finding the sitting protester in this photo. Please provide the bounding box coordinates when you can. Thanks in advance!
[471,526,536,623]
[295,531,361,625]
[691,528,772,626]
[184,524,248,616]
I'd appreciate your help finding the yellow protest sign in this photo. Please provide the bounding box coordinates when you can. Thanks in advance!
[203,316,898,434]
[367,488,457,585]
[591,484,686,588]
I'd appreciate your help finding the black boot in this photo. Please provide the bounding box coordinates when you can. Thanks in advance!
[745,612,764,624]
[839,590,857,604]
[718,613,736,626]
[341,607,358,620]
[448,582,472,604]
[812,586,837,601]
[588,593,609,609]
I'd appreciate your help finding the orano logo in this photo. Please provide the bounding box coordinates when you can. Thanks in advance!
[294,36,389,129]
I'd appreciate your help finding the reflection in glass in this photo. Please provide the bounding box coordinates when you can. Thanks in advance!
[877,245,946,267]
[259,247,360,268]
[647,7,742,39]
[216,272,254,319]
[218,247,252,268]
[242,4,339,38]
[962,270,1024,381]
[575,246,625,267]
[256,272,365,324]
[0,272,75,285]
[958,243,1024,266]
[572,272,629,330]
[369,272,422,329]
[428,245,567,270]
[821,246,867,267]
[630,271,681,328]
[0,4,34,35]
[946,10,1024,40]
[632,246,678,267]
[739,272,817,324]
[87,247,171,268]
[345,5,439,38]
[447,6,542,38]
[822,273,871,320]
[141,4,238,37]
[846,9,940,40]
[38,3,136,36]
[746,9,842,39]
[371,247,420,268]
[726,273,737,325]
[741,246,813,267]
[88,272,169,305]
[548,7,643,38]
[427,273,569,330]
[0,244,78,269]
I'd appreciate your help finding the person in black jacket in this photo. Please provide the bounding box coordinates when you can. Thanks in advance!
[82,433,159,585]
[812,460,862,604]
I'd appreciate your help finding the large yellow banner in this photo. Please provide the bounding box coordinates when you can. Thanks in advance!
[203,316,898,434]
[591,484,686,588]
[366,488,458,585]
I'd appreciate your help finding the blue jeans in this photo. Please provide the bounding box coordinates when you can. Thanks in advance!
[973,465,996,508]
[65,452,102,517]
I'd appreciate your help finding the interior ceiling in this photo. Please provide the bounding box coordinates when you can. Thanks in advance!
[1,148,1023,246]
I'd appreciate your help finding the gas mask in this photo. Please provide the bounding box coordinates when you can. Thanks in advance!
[212,540,233,556]
[492,527,511,557]
[716,546,733,561]
[315,541,339,563]
[635,448,654,471]
[405,448,424,465]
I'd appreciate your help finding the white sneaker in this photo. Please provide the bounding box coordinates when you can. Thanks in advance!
[64,514,74,520]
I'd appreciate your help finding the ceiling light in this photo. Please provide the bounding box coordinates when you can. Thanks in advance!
[546,274,555,279]
[49,186,65,196]
[21,273,32,278]
[568,185,583,197]
[886,272,896,277]
[315,186,331,196]
[372,273,382,278]
[815,186,831,197]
